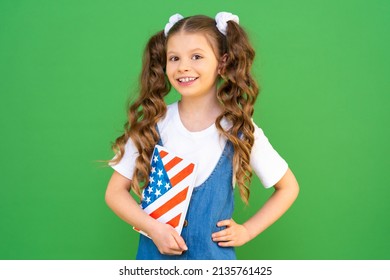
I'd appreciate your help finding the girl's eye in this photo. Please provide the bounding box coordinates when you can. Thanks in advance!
[192,54,202,60]
[169,56,179,62]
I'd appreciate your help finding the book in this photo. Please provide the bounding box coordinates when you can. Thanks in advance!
[133,145,197,238]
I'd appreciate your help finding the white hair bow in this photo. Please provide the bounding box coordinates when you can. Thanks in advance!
[164,13,184,36]
[215,12,239,35]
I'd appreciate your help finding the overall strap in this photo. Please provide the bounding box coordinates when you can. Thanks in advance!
[155,125,163,146]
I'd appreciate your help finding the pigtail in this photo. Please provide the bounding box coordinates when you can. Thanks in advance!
[216,21,259,204]
[110,30,170,199]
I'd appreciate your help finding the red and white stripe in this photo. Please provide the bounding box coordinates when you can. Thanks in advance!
[142,145,196,233]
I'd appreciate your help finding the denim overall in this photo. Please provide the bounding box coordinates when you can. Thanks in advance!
[136,134,236,260]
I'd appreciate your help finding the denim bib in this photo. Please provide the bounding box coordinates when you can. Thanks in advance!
[136,132,236,260]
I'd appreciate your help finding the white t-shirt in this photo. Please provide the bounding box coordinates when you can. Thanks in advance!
[111,102,288,188]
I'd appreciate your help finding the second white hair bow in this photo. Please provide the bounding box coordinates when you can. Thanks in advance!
[215,12,239,35]
[164,13,184,36]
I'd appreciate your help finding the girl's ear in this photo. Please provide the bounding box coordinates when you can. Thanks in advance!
[218,53,228,75]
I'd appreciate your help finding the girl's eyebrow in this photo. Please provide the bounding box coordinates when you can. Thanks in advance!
[167,48,206,55]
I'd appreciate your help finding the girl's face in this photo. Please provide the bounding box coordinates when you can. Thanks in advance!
[166,32,221,100]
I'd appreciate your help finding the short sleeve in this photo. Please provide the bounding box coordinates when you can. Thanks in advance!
[109,138,139,180]
[250,123,288,188]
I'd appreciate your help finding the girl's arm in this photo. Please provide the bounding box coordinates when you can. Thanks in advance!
[105,171,188,254]
[212,168,299,247]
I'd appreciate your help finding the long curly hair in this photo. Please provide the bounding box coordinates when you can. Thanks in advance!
[110,15,259,204]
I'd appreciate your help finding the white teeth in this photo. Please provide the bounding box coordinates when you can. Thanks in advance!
[179,77,196,82]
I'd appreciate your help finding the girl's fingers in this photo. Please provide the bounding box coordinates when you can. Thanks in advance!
[212,234,232,242]
[217,241,235,247]
[173,232,188,251]
[216,219,232,227]
[212,228,230,239]
[212,219,243,246]
[152,224,188,255]
[166,248,186,255]
[213,219,235,239]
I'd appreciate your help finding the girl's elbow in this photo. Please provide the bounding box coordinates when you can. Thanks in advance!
[292,180,300,200]
[288,172,300,200]
[105,187,115,208]
[275,169,299,200]
[286,168,299,199]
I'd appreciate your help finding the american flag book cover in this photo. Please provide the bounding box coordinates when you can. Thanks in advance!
[133,145,197,238]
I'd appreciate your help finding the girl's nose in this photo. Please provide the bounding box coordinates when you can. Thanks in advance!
[178,59,190,72]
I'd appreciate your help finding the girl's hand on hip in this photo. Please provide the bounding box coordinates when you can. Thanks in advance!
[212,219,251,247]
[149,222,188,255]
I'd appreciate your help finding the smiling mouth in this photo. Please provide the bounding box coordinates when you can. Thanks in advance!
[177,77,198,83]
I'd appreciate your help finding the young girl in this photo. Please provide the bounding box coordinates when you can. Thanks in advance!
[105,12,299,260]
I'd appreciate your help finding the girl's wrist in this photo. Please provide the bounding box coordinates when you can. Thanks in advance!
[242,223,256,242]
[139,217,163,237]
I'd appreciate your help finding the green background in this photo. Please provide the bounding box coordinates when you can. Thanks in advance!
[1,0,389,260]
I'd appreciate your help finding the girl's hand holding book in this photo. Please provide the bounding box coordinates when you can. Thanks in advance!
[149,222,188,255]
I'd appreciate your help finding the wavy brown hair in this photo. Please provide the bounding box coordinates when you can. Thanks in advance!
[110,15,259,204]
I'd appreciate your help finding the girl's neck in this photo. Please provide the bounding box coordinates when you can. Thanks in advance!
[178,96,223,132]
